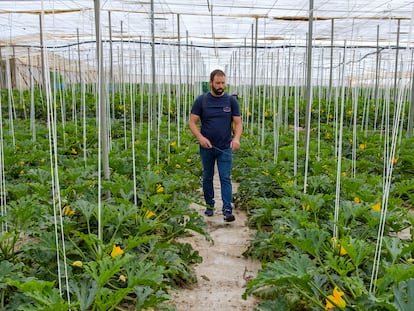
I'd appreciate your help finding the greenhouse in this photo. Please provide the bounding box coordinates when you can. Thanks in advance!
[1,0,414,310]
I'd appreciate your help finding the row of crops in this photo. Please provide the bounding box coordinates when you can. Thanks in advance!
[0,83,414,310]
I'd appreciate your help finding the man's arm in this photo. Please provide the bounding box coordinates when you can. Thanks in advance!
[189,113,212,149]
[231,116,242,152]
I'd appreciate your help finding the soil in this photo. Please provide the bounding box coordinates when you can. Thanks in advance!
[169,175,261,311]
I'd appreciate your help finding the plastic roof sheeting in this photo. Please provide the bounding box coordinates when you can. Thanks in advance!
[1,1,413,46]
[1,1,414,84]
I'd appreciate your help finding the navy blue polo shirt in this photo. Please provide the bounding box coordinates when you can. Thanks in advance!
[191,92,240,149]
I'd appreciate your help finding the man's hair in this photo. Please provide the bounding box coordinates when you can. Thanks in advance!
[210,69,225,82]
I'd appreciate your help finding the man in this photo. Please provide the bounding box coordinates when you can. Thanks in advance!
[189,69,243,222]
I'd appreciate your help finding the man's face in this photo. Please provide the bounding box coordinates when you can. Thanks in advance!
[210,74,225,96]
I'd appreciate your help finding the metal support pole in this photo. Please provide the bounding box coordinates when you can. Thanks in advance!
[328,19,334,100]
[392,19,401,112]
[39,13,47,91]
[304,0,314,149]
[408,53,414,137]
[177,13,182,144]
[93,0,110,182]
[150,0,157,132]
[303,0,314,193]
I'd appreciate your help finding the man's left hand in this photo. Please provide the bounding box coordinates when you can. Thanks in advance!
[231,139,240,152]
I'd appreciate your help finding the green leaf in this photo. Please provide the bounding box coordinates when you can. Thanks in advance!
[325,251,355,277]
[286,228,329,258]
[7,278,70,310]
[73,199,96,222]
[393,278,414,311]
[94,286,131,311]
[0,260,24,288]
[69,278,98,311]
[125,260,166,288]
[245,252,315,296]
[133,286,171,309]
[384,236,403,264]
[341,236,374,268]
[84,255,130,288]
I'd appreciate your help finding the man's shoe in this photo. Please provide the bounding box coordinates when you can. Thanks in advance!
[204,208,214,217]
[223,211,235,222]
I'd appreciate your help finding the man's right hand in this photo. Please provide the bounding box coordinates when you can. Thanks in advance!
[199,136,212,149]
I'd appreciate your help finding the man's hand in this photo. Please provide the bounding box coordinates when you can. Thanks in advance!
[231,139,240,152]
[199,136,212,149]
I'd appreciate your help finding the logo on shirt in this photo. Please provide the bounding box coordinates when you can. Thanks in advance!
[223,106,231,112]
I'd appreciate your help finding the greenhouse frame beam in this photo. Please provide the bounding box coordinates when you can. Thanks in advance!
[5,8,410,22]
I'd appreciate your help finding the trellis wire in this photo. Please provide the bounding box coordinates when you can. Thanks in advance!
[0,83,7,234]
[129,66,138,206]
[29,48,36,143]
[333,43,347,243]
[41,7,70,303]
[316,50,324,162]
[369,72,404,293]
[351,77,359,179]
[273,51,281,164]
[5,56,16,147]
[293,79,299,182]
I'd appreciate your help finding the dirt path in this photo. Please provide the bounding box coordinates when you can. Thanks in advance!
[169,173,261,311]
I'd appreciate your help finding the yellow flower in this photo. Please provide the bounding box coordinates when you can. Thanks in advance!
[170,141,177,147]
[339,245,348,256]
[341,172,346,177]
[325,133,331,139]
[175,164,181,169]
[186,158,192,163]
[71,148,78,155]
[407,258,414,263]
[63,205,75,216]
[347,110,353,116]
[248,111,252,117]
[302,204,310,211]
[72,260,83,268]
[359,143,366,150]
[264,111,269,117]
[391,157,398,164]
[19,161,25,166]
[353,197,361,203]
[19,170,24,175]
[154,169,160,174]
[40,158,46,163]
[325,286,346,310]
[145,210,156,218]
[119,274,127,283]
[156,183,164,193]
[111,245,124,258]
[371,201,381,212]
[262,170,269,176]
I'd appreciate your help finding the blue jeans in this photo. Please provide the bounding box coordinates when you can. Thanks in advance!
[200,146,233,214]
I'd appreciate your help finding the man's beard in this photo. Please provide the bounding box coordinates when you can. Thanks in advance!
[212,86,224,96]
